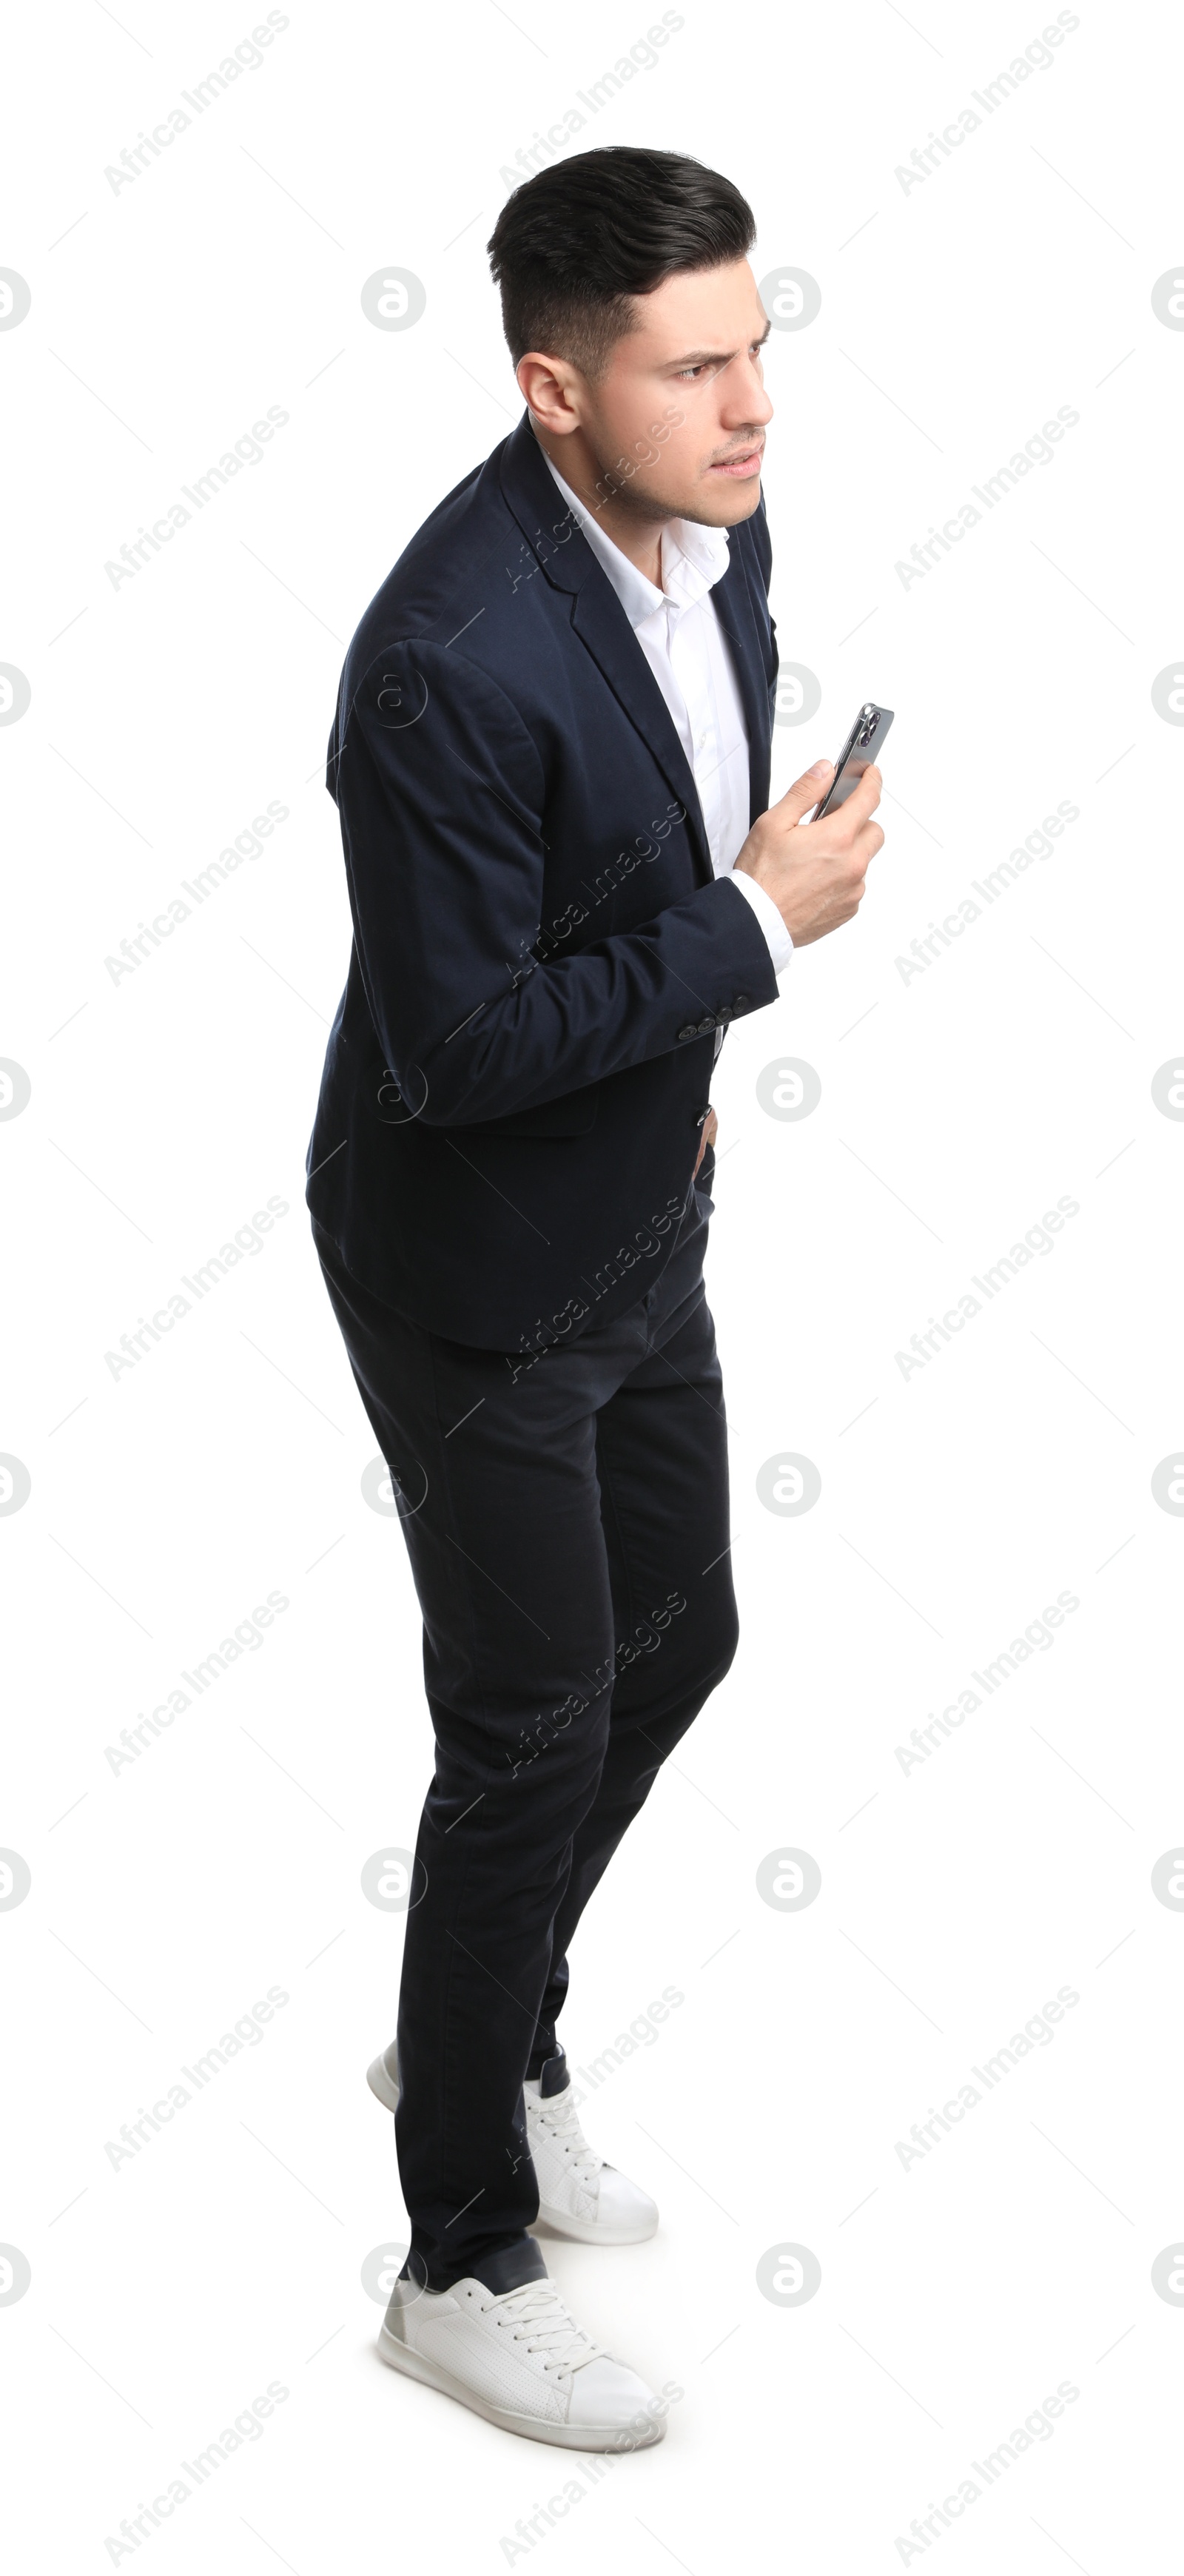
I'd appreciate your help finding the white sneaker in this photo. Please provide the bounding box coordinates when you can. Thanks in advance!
[365,2042,659,2246]
[524,2068,659,2245]
[379,2267,667,2449]
[366,2040,402,2113]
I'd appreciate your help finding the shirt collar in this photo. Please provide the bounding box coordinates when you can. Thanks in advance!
[539,441,730,631]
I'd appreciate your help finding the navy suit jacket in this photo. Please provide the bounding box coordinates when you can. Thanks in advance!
[306,412,781,1352]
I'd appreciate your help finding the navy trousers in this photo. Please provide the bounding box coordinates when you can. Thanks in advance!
[314,1188,739,2286]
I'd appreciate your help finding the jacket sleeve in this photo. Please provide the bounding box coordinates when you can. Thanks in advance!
[333,636,778,1128]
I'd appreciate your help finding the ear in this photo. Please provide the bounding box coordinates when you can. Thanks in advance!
[516,352,582,434]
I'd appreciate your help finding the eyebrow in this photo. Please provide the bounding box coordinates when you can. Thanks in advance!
[666,320,773,370]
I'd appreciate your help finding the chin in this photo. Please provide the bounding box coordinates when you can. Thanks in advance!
[694,477,763,528]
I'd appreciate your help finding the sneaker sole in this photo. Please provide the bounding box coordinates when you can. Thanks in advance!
[533,2205,659,2246]
[367,2056,659,2244]
[377,2324,665,2449]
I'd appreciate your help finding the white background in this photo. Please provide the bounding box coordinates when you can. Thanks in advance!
[4,0,1184,2567]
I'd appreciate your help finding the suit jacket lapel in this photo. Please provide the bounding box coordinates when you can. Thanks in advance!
[711,543,773,825]
[499,416,713,887]
[565,582,713,885]
[498,412,774,873]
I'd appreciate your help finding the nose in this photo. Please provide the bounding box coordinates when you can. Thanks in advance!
[721,352,773,429]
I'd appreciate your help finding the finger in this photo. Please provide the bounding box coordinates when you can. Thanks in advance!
[776,757,834,824]
[850,818,885,868]
[830,761,882,827]
[817,767,884,847]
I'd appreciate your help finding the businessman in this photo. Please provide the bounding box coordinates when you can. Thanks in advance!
[307,144,883,2448]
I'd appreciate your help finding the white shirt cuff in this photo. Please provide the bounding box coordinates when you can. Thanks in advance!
[728,867,794,977]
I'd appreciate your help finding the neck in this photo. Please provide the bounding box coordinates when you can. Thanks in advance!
[530,419,668,588]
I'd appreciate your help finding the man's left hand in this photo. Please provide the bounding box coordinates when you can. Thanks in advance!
[693,1106,718,1182]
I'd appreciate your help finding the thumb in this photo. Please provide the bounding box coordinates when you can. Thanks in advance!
[777,756,833,824]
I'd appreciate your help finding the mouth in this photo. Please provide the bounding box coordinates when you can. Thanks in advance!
[706,441,764,480]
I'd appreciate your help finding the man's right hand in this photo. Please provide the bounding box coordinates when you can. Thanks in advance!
[733,756,885,948]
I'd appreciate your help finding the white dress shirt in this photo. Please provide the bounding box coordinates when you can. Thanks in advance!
[540,447,793,981]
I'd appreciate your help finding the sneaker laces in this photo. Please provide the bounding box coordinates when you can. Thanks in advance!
[482,2279,605,2376]
[528,2086,603,2185]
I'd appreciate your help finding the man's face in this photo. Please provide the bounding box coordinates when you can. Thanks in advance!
[522,258,773,530]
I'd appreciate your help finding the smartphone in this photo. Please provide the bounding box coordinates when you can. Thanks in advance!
[812,701,893,819]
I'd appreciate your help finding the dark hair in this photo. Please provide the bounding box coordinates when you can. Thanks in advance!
[487,147,756,379]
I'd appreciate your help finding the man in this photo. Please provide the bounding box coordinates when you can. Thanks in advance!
[306,144,883,2448]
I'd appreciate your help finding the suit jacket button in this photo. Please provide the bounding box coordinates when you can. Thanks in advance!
[677,1024,697,1042]
[735,995,750,1008]
[697,1015,715,1034]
